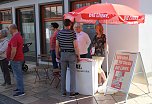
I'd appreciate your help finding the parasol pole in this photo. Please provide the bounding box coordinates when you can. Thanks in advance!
[105,0,109,78]
[105,19,109,78]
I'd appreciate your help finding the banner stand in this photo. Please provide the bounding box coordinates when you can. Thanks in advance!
[104,51,150,103]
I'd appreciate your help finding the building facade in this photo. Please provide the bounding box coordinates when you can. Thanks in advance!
[0,0,152,78]
[0,0,101,61]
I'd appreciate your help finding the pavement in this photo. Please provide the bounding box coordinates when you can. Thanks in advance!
[0,63,152,104]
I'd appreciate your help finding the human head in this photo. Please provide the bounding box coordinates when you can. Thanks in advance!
[8,24,18,35]
[50,22,59,31]
[74,23,83,33]
[0,29,8,39]
[64,19,72,29]
[95,23,104,35]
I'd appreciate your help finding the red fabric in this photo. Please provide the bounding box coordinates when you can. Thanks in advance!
[7,32,24,61]
[50,30,58,50]
[64,3,145,24]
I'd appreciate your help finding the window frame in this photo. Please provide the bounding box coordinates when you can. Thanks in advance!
[0,9,12,29]
[40,3,63,54]
[71,0,101,11]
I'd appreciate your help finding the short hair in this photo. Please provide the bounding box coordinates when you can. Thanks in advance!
[0,29,8,37]
[51,22,59,28]
[64,19,72,26]
[74,23,83,29]
[9,24,18,30]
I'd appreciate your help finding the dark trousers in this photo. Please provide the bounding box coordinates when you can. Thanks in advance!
[50,50,58,69]
[80,54,87,58]
[0,58,11,85]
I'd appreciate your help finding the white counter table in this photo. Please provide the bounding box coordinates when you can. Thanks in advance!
[66,58,98,95]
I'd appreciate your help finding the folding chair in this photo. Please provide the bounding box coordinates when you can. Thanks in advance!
[50,68,61,88]
[34,54,51,84]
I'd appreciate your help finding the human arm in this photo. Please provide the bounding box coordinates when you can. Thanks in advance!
[103,34,109,54]
[55,40,60,59]
[85,33,91,49]
[10,46,17,60]
[0,40,8,55]
[73,39,80,62]
[73,32,80,61]
[104,43,109,54]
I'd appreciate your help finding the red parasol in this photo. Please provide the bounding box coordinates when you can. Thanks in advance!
[64,3,145,76]
[64,3,145,24]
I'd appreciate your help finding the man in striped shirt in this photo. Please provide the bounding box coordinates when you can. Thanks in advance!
[56,19,80,98]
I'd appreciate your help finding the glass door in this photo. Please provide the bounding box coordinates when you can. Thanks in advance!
[16,7,36,61]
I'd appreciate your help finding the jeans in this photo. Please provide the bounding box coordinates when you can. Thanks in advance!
[0,58,11,85]
[50,50,58,69]
[60,52,77,94]
[11,61,24,92]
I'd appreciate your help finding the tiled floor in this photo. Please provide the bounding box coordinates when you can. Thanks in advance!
[0,64,152,104]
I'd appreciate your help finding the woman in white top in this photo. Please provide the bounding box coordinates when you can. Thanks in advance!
[0,29,11,87]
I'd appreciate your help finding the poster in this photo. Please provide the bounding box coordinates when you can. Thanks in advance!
[107,51,137,93]
[106,51,149,102]
[111,54,133,90]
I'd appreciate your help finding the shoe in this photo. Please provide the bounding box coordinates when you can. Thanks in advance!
[13,92,25,97]
[75,92,79,95]
[1,83,6,86]
[5,84,12,89]
[62,93,66,97]
[14,89,19,92]
[69,93,75,98]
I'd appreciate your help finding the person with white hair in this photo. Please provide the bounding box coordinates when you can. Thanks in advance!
[0,29,11,88]
[74,23,91,58]
[7,24,25,97]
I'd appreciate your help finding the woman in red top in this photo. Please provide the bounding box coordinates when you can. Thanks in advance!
[50,22,59,69]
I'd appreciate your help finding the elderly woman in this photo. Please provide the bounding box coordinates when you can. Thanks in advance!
[0,29,11,87]
[91,23,108,86]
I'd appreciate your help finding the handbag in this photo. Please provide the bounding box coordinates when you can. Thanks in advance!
[23,44,29,53]
[90,47,95,55]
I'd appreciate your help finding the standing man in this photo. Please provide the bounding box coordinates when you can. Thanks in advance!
[50,22,59,69]
[74,23,91,58]
[7,24,25,97]
[56,19,80,98]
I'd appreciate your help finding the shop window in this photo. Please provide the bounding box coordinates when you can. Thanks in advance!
[0,9,12,29]
[40,4,63,54]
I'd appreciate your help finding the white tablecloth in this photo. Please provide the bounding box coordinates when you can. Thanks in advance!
[66,58,98,95]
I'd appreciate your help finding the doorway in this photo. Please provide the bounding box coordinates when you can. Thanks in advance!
[16,6,36,61]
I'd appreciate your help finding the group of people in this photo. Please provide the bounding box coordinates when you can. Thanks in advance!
[50,19,108,97]
[0,24,25,97]
[0,19,108,98]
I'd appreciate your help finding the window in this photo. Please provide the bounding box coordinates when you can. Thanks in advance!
[71,0,101,58]
[71,0,101,40]
[40,4,63,54]
[71,0,100,10]
[0,9,12,29]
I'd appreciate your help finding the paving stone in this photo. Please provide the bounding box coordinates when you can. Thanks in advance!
[98,99,116,104]
[76,96,97,104]
[0,94,22,104]
[0,64,152,104]
[94,93,114,101]
[29,97,59,104]
[132,94,152,104]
